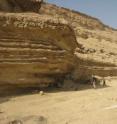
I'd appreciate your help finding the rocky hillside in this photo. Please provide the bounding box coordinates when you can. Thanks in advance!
[40,3,107,30]
[0,1,117,87]
[39,2,117,81]
[40,2,117,66]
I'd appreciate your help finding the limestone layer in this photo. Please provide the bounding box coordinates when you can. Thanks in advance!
[0,13,78,87]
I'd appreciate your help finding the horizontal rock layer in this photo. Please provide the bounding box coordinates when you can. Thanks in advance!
[0,13,78,87]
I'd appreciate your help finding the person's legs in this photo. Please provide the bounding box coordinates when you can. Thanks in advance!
[92,79,96,88]
[91,75,97,88]
[102,79,106,86]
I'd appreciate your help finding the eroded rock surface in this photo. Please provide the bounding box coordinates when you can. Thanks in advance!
[0,0,42,12]
[0,1,117,87]
[39,2,117,82]
[0,13,78,87]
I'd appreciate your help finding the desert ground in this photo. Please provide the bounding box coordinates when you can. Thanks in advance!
[0,77,117,124]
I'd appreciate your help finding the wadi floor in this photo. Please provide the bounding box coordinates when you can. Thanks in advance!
[0,78,117,124]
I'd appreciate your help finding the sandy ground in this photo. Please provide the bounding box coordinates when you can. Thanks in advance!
[0,78,117,124]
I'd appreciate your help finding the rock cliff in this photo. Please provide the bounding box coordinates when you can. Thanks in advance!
[40,2,117,66]
[0,13,78,87]
[39,2,117,81]
[0,1,117,87]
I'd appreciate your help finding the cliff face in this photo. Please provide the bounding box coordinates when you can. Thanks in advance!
[0,1,117,87]
[39,3,117,81]
[40,3,117,67]
[0,13,78,87]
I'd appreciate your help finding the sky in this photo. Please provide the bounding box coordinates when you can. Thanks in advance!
[47,0,117,29]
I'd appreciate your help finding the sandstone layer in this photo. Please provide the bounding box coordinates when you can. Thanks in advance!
[0,13,78,87]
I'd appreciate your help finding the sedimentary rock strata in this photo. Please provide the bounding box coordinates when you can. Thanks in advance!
[40,3,117,82]
[0,13,78,87]
[0,1,117,88]
[40,3,117,66]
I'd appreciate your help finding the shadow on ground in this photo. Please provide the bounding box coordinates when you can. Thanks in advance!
[0,82,110,104]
